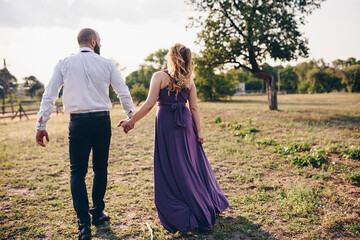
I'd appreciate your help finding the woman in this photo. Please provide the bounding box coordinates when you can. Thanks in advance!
[119,43,229,233]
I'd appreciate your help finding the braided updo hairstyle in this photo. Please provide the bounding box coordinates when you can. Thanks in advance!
[167,43,193,96]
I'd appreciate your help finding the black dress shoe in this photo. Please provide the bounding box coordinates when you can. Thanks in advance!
[92,212,110,226]
[78,225,91,240]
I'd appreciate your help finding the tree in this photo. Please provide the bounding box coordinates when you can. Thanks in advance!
[23,75,44,99]
[126,49,169,90]
[130,83,148,105]
[145,49,168,70]
[294,60,320,93]
[278,66,298,92]
[307,68,340,93]
[0,59,18,114]
[225,68,262,91]
[342,65,360,92]
[194,60,237,101]
[188,0,324,109]
[333,57,359,70]
[126,65,157,90]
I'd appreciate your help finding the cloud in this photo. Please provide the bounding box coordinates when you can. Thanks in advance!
[0,0,189,28]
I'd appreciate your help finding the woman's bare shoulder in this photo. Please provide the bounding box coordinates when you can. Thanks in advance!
[152,71,170,88]
[188,81,196,91]
[153,71,169,77]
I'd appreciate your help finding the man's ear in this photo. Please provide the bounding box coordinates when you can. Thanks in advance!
[91,38,96,47]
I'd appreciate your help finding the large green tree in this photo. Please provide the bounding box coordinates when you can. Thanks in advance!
[188,0,324,110]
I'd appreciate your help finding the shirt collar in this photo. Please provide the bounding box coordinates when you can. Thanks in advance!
[79,47,94,53]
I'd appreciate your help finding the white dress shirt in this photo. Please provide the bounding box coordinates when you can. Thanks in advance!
[36,47,134,130]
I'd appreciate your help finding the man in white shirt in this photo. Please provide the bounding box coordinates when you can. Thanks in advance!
[35,28,134,240]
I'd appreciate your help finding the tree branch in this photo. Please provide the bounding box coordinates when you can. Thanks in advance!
[219,8,245,38]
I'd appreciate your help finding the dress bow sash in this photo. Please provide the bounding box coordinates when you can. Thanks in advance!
[158,102,186,128]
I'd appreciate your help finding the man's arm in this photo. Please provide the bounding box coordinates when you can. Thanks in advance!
[109,61,135,119]
[35,61,64,147]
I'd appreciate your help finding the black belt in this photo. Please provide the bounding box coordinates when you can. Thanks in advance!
[70,111,109,119]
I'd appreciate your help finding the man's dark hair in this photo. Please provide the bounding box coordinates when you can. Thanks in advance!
[77,28,97,44]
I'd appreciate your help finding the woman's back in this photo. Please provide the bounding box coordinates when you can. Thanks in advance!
[157,70,190,104]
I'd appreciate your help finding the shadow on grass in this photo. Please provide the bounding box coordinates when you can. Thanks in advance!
[280,102,338,106]
[172,215,277,240]
[221,99,269,104]
[292,114,360,128]
[94,222,123,240]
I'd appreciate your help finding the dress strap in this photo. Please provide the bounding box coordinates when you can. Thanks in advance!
[163,69,171,77]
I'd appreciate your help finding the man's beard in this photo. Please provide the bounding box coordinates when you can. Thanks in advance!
[94,42,100,55]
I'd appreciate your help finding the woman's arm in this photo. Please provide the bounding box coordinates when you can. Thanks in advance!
[188,82,203,144]
[118,72,162,130]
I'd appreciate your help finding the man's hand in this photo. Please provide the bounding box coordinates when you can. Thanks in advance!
[117,119,134,134]
[36,130,50,147]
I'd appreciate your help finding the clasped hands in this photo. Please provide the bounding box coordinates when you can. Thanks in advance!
[117,118,134,134]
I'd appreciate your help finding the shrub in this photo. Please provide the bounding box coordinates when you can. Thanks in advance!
[341,146,360,160]
[346,172,360,186]
[233,127,259,137]
[273,142,311,155]
[256,138,277,146]
[324,143,342,154]
[228,120,242,130]
[288,149,326,167]
[214,116,222,123]
[345,220,360,237]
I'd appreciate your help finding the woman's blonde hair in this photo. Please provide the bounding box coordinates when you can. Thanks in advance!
[167,43,193,96]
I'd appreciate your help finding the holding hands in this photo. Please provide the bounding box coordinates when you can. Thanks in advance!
[117,119,134,134]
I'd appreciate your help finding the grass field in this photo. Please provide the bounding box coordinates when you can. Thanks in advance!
[1,93,360,239]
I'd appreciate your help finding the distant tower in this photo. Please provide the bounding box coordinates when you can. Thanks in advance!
[3,59,6,68]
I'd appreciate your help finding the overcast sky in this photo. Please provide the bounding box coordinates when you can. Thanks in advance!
[0,0,359,85]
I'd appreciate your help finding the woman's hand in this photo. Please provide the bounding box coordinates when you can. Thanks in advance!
[197,132,204,144]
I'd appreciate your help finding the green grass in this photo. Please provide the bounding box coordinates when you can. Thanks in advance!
[341,146,360,160]
[1,92,360,239]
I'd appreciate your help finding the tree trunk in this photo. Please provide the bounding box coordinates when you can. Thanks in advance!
[2,94,5,115]
[254,71,278,110]
[268,75,278,110]
[9,93,14,113]
[277,69,281,92]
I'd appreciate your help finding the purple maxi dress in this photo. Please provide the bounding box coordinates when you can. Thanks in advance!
[154,70,229,233]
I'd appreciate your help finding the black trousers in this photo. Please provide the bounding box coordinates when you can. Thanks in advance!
[68,115,111,226]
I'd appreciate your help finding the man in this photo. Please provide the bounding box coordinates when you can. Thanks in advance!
[35,28,134,240]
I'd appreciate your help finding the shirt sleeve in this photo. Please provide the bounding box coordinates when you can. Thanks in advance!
[36,61,64,130]
[109,61,135,118]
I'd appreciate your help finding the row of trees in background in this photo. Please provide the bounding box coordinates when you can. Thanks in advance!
[2,52,359,112]
[122,49,360,105]
[204,57,360,100]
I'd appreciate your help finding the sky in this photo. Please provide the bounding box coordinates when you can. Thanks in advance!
[0,0,359,85]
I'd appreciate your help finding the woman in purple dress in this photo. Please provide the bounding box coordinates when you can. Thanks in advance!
[120,43,229,233]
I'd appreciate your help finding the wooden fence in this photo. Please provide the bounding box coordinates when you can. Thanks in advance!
[0,102,63,120]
